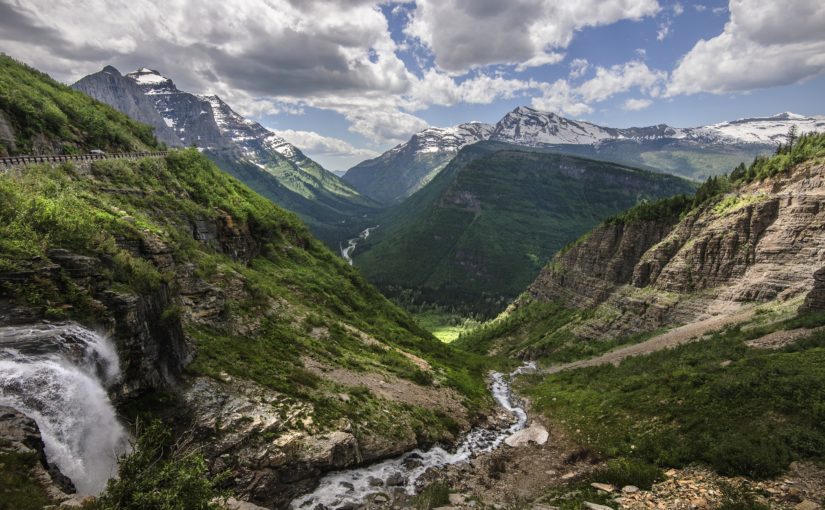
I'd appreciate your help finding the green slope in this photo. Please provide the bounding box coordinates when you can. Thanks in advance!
[206,148,382,247]
[0,57,493,498]
[355,142,696,316]
[0,55,159,155]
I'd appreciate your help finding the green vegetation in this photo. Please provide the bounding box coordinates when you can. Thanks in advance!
[409,306,482,343]
[591,458,664,490]
[409,482,451,510]
[0,54,159,155]
[730,132,825,184]
[0,149,493,435]
[521,312,825,479]
[205,150,382,248]
[356,144,695,317]
[0,450,56,510]
[454,300,660,363]
[92,421,224,510]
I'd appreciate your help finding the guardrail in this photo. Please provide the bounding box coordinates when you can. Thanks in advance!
[0,151,169,167]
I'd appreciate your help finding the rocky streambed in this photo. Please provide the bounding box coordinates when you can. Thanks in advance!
[291,363,539,509]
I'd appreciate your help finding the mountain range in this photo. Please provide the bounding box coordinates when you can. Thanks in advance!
[344,106,824,204]
[353,141,696,315]
[73,66,380,246]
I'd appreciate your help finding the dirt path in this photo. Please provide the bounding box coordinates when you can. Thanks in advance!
[543,308,756,374]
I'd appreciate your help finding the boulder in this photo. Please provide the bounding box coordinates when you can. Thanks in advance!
[504,422,549,447]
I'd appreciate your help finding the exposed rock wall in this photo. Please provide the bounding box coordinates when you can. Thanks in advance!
[526,162,825,340]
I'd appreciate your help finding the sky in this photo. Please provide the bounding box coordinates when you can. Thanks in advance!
[1,0,824,170]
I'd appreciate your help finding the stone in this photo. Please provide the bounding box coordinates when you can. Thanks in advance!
[504,422,549,447]
[796,501,822,510]
[583,503,613,510]
[590,482,615,493]
[368,476,385,487]
[219,497,271,510]
[622,485,640,494]
[561,472,577,480]
[449,494,467,505]
[386,473,405,486]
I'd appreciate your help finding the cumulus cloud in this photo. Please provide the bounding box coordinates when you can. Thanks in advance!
[668,0,825,95]
[623,98,653,110]
[569,58,590,79]
[404,0,660,73]
[277,128,379,169]
[531,60,665,116]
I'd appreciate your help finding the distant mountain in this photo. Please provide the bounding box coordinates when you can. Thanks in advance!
[73,66,181,147]
[344,107,825,203]
[344,122,492,204]
[353,142,696,316]
[73,66,380,246]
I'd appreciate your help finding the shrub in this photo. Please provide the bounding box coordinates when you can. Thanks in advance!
[94,421,224,510]
[591,457,664,490]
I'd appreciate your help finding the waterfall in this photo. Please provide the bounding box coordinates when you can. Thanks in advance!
[0,323,129,495]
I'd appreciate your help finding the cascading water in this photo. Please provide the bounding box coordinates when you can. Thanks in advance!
[292,362,536,509]
[0,323,129,495]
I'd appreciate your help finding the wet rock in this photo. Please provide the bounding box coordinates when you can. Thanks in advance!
[368,477,385,487]
[386,473,405,486]
[339,482,354,491]
[0,406,75,498]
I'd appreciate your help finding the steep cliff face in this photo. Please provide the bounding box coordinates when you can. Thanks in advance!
[524,160,825,342]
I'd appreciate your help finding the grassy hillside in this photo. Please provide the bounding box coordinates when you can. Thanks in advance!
[0,55,159,155]
[0,149,492,426]
[355,143,696,316]
[206,149,383,247]
[459,133,825,482]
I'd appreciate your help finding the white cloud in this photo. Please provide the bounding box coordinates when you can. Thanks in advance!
[668,0,825,96]
[277,130,378,158]
[531,60,666,116]
[623,98,653,110]
[657,20,671,41]
[404,0,660,73]
[578,61,666,102]
[569,58,590,79]
[531,80,594,116]
[693,4,707,12]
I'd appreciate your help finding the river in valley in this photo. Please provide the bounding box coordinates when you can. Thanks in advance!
[292,362,536,509]
[0,323,129,495]
[341,226,379,265]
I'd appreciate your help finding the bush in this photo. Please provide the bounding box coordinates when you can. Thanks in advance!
[94,421,224,510]
[591,457,664,490]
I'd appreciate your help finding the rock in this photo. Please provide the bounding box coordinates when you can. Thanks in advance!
[368,476,385,487]
[339,482,354,491]
[622,485,640,494]
[532,505,560,510]
[59,496,96,508]
[504,422,549,447]
[720,360,732,367]
[690,497,709,509]
[796,501,822,510]
[219,497,271,510]
[590,482,615,493]
[449,494,467,505]
[386,473,405,486]
[561,472,577,480]
[583,503,613,510]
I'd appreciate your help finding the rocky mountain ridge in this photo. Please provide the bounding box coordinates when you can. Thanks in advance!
[73,66,380,247]
[345,106,824,202]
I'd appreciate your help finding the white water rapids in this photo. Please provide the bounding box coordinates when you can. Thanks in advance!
[292,362,536,509]
[0,323,129,495]
[341,226,378,265]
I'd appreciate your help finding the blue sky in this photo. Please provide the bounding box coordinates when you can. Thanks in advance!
[3,0,824,170]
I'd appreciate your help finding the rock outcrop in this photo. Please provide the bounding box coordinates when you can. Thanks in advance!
[526,162,825,341]
[0,406,75,501]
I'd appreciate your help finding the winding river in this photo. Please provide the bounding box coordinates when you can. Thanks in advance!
[341,226,379,265]
[292,362,536,509]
